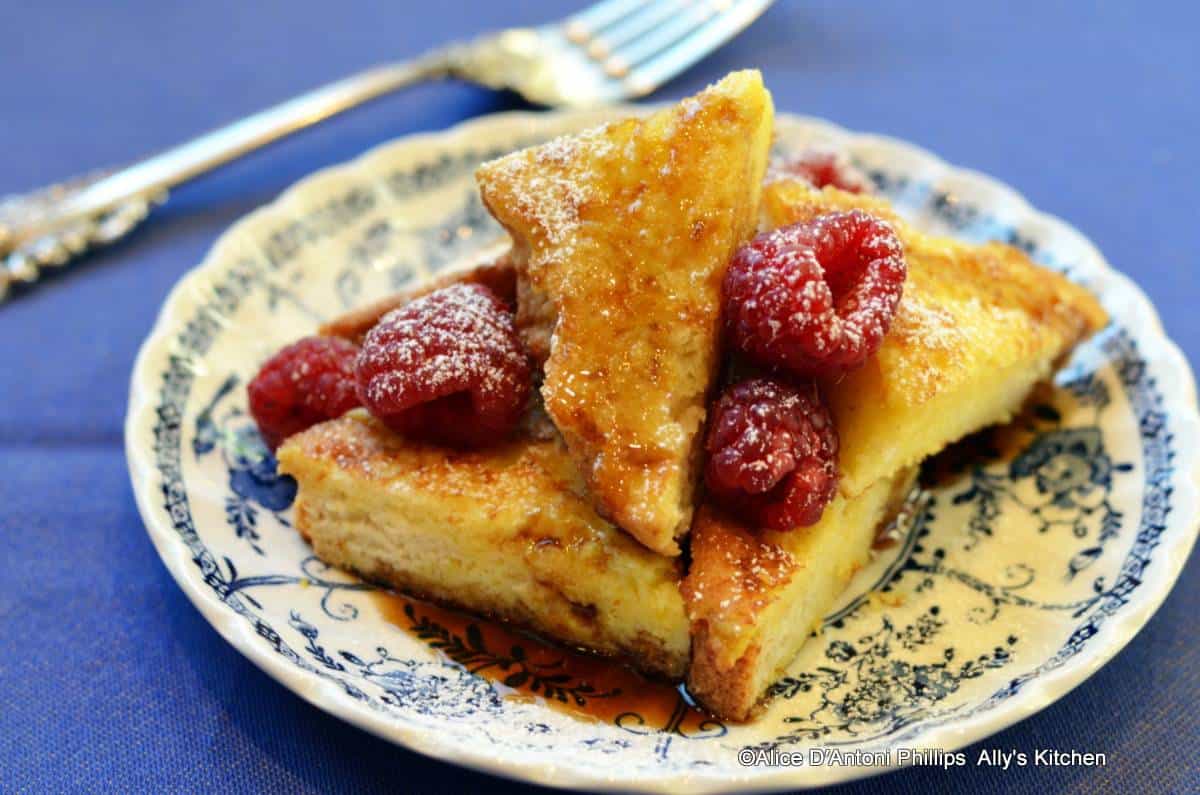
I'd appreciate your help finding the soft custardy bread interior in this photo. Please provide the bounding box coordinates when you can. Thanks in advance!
[476,70,774,557]
[277,411,690,678]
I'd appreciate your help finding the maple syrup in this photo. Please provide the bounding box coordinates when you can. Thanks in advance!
[370,591,722,732]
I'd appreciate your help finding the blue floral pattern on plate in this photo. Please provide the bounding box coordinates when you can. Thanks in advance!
[125,109,1199,791]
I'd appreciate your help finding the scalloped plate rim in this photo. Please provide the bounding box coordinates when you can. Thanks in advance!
[125,106,1200,793]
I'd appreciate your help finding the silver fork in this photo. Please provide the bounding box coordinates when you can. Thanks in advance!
[0,0,773,302]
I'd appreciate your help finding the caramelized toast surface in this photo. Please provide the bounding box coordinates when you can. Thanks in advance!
[476,71,774,556]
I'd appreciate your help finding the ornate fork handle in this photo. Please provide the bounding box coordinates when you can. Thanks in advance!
[0,172,166,298]
[0,51,458,302]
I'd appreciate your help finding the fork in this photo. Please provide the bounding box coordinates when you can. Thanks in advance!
[0,0,774,302]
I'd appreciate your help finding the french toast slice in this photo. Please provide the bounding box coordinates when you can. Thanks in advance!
[476,71,774,556]
[278,412,690,678]
[683,180,1108,720]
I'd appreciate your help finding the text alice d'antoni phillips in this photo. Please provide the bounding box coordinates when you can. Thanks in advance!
[738,746,1108,769]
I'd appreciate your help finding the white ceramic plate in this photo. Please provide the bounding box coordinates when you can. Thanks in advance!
[126,108,1200,792]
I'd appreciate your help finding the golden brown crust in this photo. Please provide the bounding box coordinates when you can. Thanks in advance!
[687,625,764,722]
[681,504,797,641]
[762,181,1106,352]
[514,274,557,364]
[476,71,775,557]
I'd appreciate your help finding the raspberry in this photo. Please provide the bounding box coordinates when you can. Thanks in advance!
[775,148,870,193]
[705,378,839,531]
[723,210,905,379]
[248,336,361,450]
[356,283,532,448]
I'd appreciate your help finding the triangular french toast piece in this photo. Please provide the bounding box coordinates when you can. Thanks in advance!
[476,71,774,557]
[684,180,1108,720]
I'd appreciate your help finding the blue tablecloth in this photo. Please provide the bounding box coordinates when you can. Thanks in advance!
[1,2,1197,792]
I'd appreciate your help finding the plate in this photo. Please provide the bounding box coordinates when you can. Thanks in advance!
[126,107,1200,792]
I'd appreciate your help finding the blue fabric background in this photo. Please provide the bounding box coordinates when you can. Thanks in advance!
[1,2,1197,792]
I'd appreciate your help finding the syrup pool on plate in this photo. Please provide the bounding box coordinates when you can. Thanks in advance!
[370,591,719,730]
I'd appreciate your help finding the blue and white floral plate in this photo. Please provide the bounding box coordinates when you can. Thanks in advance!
[126,108,1200,792]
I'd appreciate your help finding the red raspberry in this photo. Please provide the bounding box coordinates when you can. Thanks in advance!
[774,148,870,193]
[248,336,361,450]
[355,283,532,448]
[705,378,839,531]
[723,211,905,379]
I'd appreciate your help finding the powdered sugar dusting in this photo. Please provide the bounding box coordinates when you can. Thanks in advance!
[685,525,795,625]
[725,210,906,378]
[892,295,962,351]
[705,378,839,531]
[486,128,615,248]
[361,287,521,403]
[356,283,532,446]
